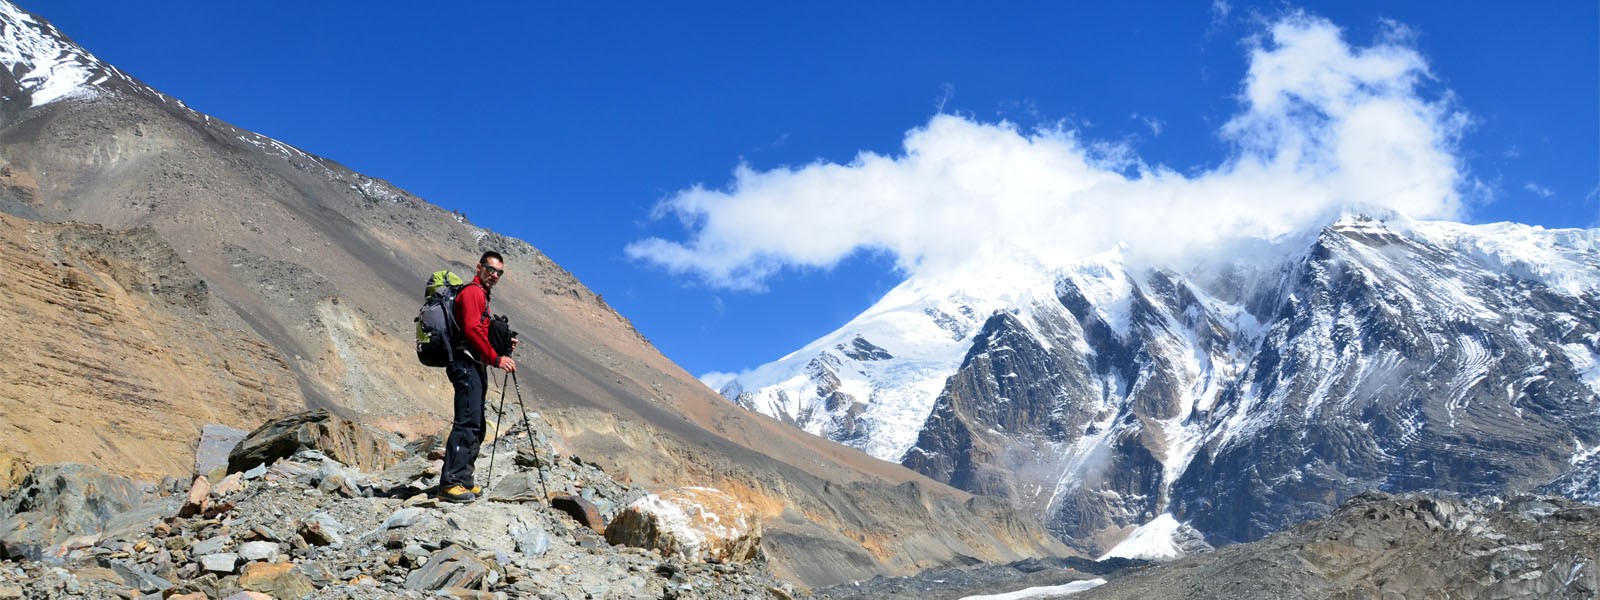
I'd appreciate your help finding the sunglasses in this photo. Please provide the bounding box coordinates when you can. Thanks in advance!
[480,264,505,277]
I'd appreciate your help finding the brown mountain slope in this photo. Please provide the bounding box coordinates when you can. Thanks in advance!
[0,216,299,484]
[0,1,1071,587]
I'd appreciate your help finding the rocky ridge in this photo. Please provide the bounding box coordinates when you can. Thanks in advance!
[0,409,801,599]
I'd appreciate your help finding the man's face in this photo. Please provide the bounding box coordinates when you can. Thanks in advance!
[478,257,505,290]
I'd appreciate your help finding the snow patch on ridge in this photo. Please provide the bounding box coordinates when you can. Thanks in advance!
[1560,343,1600,398]
[958,579,1106,600]
[1412,220,1600,296]
[0,1,104,107]
[1099,513,1187,561]
[1063,249,1136,338]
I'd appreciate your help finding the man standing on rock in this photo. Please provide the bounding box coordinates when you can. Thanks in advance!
[439,251,516,503]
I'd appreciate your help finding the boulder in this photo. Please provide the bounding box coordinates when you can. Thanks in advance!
[178,476,211,518]
[238,540,278,562]
[298,512,344,547]
[210,472,245,497]
[488,471,552,503]
[109,560,173,594]
[404,544,494,591]
[199,552,237,573]
[605,487,762,563]
[373,455,433,495]
[375,507,428,531]
[0,464,149,560]
[194,424,247,481]
[314,461,361,497]
[190,534,229,556]
[238,562,315,598]
[226,409,406,474]
[509,518,550,557]
[551,495,605,534]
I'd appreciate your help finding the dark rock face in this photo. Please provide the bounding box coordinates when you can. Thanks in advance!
[1172,225,1600,546]
[227,409,407,474]
[840,336,894,361]
[901,219,1600,554]
[904,267,1248,551]
[0,463,151,560]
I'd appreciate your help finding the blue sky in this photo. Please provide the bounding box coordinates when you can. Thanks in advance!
[34,1,1599,377]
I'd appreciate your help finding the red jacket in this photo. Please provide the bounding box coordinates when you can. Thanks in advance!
[453,277,498,365]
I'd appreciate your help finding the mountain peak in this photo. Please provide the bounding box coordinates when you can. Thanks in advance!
[0,1,110,108]
[731,213,1600,557]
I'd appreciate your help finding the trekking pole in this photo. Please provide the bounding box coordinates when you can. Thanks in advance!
[486,371,510,492]
[509,370,550,499]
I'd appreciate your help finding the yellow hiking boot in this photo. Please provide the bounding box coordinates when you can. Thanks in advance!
[437,484,475,503]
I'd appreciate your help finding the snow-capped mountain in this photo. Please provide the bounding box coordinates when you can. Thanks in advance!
[0,1,116,109]
[723,215,1600,557]
[715,254,1062,460]
[0,2,194,115]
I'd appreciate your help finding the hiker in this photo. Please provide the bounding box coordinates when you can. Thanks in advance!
[439,251,517,503]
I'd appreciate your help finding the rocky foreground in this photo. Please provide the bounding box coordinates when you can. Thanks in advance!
[0,410,798,599]
[6,407,1600,599]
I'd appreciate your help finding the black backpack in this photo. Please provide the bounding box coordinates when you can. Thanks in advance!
[488,314,518,358]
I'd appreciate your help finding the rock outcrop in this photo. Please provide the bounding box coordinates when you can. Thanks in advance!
[0,410,804,599]
[0,217,300,483]
[607,486,763,563]
[226,409,407,474]
[0,464,152,561]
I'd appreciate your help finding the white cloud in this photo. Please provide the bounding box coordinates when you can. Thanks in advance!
[628,12,1466,290]
[1525,182,1554,198]
[1131,113,1165,136]
[1210,0,1232,31]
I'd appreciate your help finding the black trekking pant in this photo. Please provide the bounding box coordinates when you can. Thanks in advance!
[441,354,488,489]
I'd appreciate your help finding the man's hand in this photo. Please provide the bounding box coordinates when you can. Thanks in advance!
[497,355,517,373]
